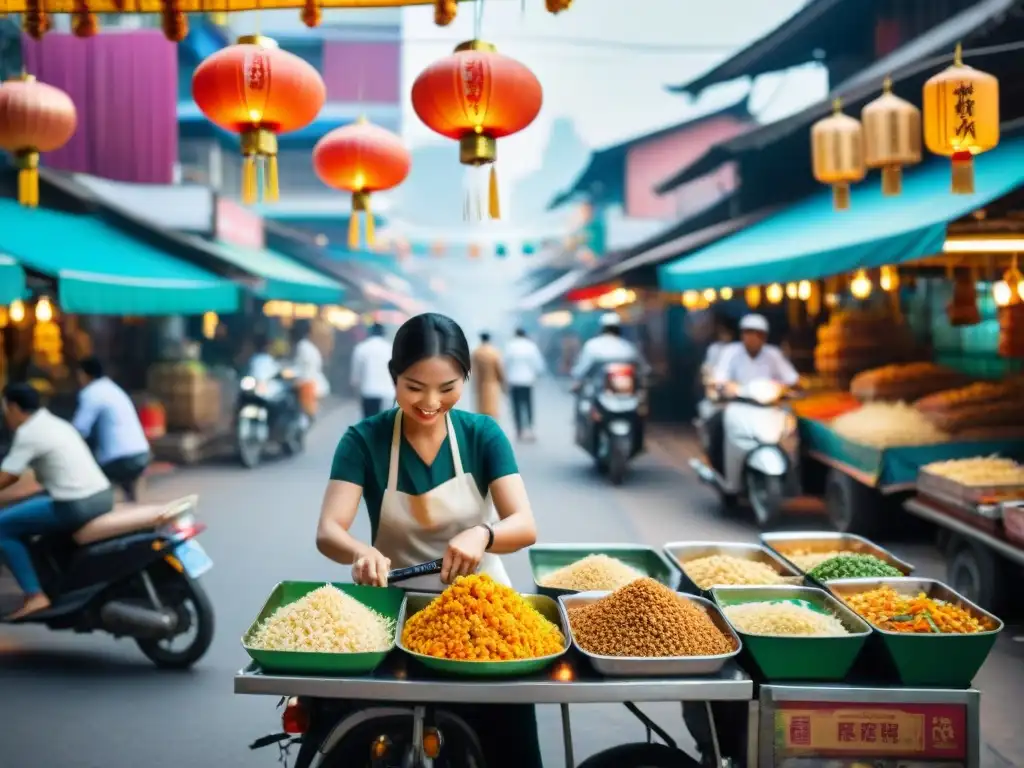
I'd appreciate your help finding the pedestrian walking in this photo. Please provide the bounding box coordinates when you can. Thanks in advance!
[351,323,395,419]
[504,328,545,441]
[470,332,504,420]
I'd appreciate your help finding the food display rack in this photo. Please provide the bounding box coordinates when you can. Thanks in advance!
[757,683,981,767]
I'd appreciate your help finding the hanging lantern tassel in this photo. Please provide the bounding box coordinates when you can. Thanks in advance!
[16,150,39,208]
[950,151,975,195]
[240,128,278,205]
[349,191,375,249]
[488,163,500,219]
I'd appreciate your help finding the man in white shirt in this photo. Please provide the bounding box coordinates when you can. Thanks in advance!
[503,328,546,441]
[350,323,395,419]
[704,314,799,474]
[571,313,649,382]
[0,383,114,618]
[73,356,151,501]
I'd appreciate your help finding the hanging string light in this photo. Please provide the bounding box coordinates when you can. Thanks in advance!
[766,283,784,304]
[850,269,873,299]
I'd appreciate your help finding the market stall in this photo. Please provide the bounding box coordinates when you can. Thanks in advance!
[234,536,998,767]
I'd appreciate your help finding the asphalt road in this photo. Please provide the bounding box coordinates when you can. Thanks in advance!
[1,383,1022,767]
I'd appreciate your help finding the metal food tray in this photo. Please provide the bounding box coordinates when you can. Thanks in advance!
[396,592,570,678]
[761,531,914,587]
[663,541,801,597]
[918,468,1024,507]
[710,585,871,682]
[916,482,1004,521]
[559,590,741,677]
[528,543,679,598]
[825,577,1004,687]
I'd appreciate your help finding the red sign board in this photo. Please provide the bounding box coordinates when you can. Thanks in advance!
[776,701,967,760]
[215,198,265,249]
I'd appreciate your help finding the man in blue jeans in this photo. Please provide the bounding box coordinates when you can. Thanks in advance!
[0,383,114,619]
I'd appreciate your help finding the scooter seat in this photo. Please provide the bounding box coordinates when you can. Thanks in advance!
[73,495,197,546]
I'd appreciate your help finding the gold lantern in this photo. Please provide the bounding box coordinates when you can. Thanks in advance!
[766,283,784,304]
[811,99,865,210]
[861,77,922,195]
[923,43,999,195]
[745,285,761,309]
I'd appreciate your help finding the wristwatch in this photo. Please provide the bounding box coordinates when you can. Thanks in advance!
[478,523,495,552]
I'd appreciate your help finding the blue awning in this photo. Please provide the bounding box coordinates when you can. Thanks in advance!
[0,202,239,315]
[0,254,26,305]
[658,137,1024,292]
[207,240,344,305]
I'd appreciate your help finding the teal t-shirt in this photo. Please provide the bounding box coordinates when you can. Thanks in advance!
[329,408,519,540]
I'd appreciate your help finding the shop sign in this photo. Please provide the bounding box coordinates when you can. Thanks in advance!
[776,702,966,760]
[216,198,265,249]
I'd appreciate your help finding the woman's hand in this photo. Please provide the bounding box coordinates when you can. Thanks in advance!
[441,526,490,584]
[351,547,391,587]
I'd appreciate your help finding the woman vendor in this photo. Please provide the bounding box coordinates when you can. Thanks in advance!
[315,312,542,767]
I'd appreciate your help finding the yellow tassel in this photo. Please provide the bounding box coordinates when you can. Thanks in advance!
[488,164,500,220]
[364,198,375,248]
[348,212,360,250]
[241,156,257,205]
[18,167,39,208]
[263,154,279,202]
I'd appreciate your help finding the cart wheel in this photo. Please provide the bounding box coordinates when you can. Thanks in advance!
[576,743,700,768]
[947,538,1007,613]
[825,469,880,536]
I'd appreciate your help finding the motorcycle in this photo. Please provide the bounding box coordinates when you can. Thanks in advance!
[0,493,215,669]
[691,379,799,529]
[574,361,644,485]
[251,559,489,768]
[237,368,308,469]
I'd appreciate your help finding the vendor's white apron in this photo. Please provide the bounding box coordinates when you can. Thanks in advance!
[373,410,510,592]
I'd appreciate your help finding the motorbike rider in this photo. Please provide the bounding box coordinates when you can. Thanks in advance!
[570,312,649,384]
[315,312,542,768]
[704,313,799,474]
[0,383,114,619]
[72,356,152,502]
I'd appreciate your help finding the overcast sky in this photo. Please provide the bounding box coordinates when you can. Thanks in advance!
[399,0,828,183]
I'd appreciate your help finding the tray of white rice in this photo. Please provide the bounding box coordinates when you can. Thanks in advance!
[528,544,678,598]
[711,585,872,682]
[243,582,404,674]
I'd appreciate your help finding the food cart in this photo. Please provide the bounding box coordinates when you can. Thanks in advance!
[235,538,999,768]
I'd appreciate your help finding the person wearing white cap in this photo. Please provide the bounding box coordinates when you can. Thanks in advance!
[570,312,648,382]
[712,314,799,391]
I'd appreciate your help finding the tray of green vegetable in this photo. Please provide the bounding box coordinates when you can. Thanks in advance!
[712,585,871,682]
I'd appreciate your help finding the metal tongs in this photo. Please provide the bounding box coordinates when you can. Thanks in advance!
[386,558,443,585]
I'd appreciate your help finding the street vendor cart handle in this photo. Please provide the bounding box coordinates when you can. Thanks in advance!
[387,559,444,585]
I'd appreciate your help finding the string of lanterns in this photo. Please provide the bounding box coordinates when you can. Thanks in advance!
[812,44,999,208]
[10,0,576,41]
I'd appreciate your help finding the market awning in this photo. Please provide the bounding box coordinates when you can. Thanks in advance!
[206,240,344,305]
[0,254,26,304]
[658,137,1024,292]
[517,268,588,312]
[0,202,239,315]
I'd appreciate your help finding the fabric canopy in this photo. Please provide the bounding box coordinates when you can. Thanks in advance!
[209,240,344,305]
[0,202,239,315]
[658,137,1024,292]
[0,254,26,305]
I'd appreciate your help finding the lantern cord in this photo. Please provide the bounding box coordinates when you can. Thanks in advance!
[242,156,258,205]
[264,154,279,202]
[18,168,39,208]
[348,211,360,250]
[488,164,500,220]
[365,199,375,247]
[473,0,484,38]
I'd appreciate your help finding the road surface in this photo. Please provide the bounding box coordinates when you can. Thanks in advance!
[1,383,1021,767]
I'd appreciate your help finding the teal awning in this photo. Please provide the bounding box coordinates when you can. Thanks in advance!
[658,137,1024,292]
[210,240,344,305]
[0,254,26,305]
[0,202,239,315]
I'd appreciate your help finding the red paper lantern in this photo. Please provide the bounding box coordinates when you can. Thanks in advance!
[411,40,542,219]
[0,74,77,208]
[312,119,411,250]
[192,35,325,204]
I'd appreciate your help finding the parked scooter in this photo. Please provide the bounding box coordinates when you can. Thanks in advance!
[691,379,799,528]
[236,368,308,469]
[0,494,215,669]
[574,361,644,485]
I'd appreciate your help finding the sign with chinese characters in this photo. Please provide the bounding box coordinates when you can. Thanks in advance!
[954,81,976,142]
[776,702,967,760]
